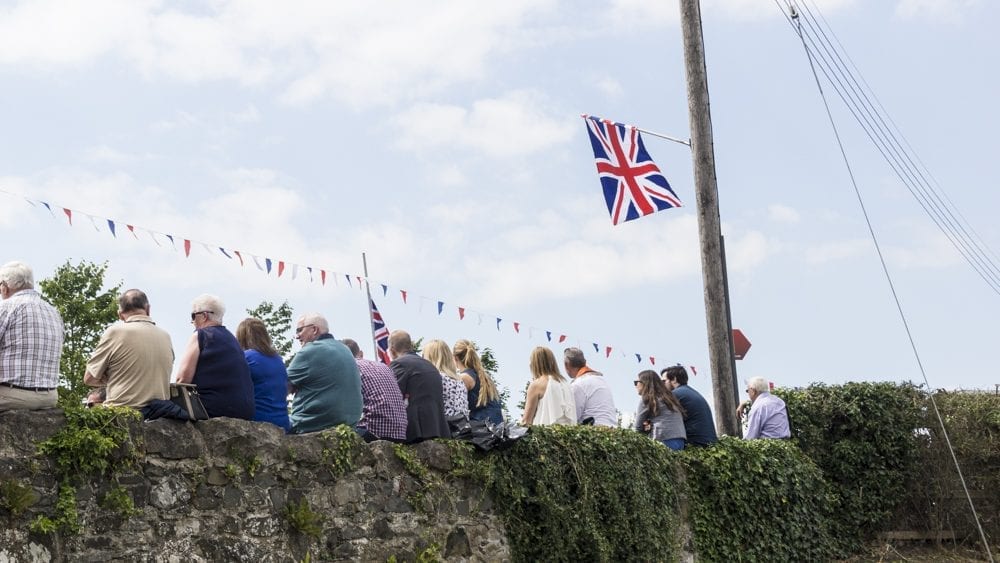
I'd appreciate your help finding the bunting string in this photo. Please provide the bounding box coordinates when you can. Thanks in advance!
[1,189,702,373]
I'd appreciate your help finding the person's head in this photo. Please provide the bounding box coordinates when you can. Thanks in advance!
[0,261,33,299]
[530,347,564,382]
[746,376,769,402]
[295,313,329,345]
[661,365,689,389]
[118,289,150,319]
[236,317,278,356]
[388,330,413,359]
[423,339,458,378]
[635,369,685,416]
[86,387,107,407]
[453,339,499,406]
[341,338,362,359]
[563,347,586,378]
[190,294,225,327]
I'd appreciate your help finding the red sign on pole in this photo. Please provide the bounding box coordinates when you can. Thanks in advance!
[732,329,751,360]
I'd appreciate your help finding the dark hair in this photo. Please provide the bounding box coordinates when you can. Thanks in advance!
[118,289,149,313]
[235,318,278,357]
[637,370,686,418]
[341,338,362,358]
[662,365,689,386]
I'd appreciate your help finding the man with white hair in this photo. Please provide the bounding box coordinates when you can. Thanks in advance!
[0,261,64,411]
[743,376,791,440]
[286,313,362,434]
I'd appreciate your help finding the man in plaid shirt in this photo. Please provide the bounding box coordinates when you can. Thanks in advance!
[0,261,64,411]
[342,338,407,443]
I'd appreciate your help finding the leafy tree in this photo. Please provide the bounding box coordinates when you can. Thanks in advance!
[245,300,294,362]
[38,260,122,408]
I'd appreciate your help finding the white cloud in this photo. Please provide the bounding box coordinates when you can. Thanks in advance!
[596,76,624,99]
[894,0,980,22]
[229,104,260,124]
[0,1,558,108]
[767,203,801,224]
[393,90,576,159]
[805,239,871,264]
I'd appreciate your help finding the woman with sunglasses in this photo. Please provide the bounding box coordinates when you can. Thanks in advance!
[633,370,686,450]
[175,294,255,420]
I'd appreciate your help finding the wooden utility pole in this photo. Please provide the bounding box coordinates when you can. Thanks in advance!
[679,0,740,436]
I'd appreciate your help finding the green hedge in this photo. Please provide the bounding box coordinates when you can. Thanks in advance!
[485,426,840,562]
[486,426,682,562]
[777,382,923,553]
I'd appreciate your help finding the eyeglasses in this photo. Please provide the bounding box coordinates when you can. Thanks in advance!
[295,324,315,335]
[190,311,213,321]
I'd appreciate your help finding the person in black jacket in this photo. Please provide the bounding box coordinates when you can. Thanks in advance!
[388,330,450,443]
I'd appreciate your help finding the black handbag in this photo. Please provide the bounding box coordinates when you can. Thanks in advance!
[169,383,209,421]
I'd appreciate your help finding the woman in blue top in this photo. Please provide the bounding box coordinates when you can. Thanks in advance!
[236,317,290,432]
[453,339,503,425]
[175,294,255,420]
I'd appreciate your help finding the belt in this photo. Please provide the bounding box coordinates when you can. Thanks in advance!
[0,382,57,392]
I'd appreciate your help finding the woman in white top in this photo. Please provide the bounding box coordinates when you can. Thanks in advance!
[422,339,470,419]
[521,346,577,426]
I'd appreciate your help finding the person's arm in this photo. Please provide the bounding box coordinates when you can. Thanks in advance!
[174,332,201,384]
[743,403,763,439]
[634,400,650,433]
[736,399,751,421]
[83,371,103,387]
[460,372,475,390]
[83,329,114,387]
[520,377,546,426]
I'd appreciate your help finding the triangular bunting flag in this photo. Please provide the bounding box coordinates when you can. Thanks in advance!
[458,307,465,320]
[184,239,191,257]
[513,322,520,334]
[277,261,285,277]
[437,301,444,315]
[265,258,273,274]
[400,290,407,304]
[546,331,552,342]
[605,346,612,358]
[63,208,73,225]
[234,251,244,266]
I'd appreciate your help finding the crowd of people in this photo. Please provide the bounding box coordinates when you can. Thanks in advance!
[0,260,791,447]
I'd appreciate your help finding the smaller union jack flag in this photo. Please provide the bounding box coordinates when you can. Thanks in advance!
[583,115,682,225]
[370,298,391,365]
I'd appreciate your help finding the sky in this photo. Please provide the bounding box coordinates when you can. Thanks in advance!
[1,0,998,424]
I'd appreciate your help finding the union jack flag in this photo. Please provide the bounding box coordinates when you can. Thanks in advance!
[583,115,682,225]
[370,298,391,365]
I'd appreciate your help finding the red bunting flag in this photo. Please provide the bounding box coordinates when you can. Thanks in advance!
[400,290,407,304]
[650,357,656,365]
[605,346,612,358]
[321,270,327,285]
[233,251,244,267]
[458,307,465,320]
[126,224,138,238]
[183,239,191,257]
[278,261,285,277]
[63,208,73,225]
[559,335,567,343]
[513,322,520,333]
[690,366,698,376]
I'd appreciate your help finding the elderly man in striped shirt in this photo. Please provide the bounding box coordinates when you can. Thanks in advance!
[342,338,407,443]
[0,261,64,411]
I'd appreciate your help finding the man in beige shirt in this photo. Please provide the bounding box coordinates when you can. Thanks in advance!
[84,289,174,408]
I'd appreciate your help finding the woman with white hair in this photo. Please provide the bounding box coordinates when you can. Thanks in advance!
[176,294,255,420]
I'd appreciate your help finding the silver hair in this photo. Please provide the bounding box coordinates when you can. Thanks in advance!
[563,347,586,369]
[0,261,34,291]
[747,376,769,394]
[191,294,225,323]
[298,313,329,334]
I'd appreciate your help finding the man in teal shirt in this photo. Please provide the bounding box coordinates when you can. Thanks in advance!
[287,313,362,434]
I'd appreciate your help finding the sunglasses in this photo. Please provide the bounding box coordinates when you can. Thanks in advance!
[190,310,213,320]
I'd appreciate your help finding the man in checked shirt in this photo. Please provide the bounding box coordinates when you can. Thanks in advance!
[0,261,64,411]
[342,338,407,443]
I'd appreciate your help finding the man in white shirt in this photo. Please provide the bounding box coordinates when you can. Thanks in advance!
[563,347,617,427]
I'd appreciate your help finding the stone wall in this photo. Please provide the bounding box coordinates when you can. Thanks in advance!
[0,410,508,562]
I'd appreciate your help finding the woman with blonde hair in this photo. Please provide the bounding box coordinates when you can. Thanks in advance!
[453,339,503,425]
[422,339,469,419]
[521,346,576,426]
[634,370,687,450]
[236,318,290,432]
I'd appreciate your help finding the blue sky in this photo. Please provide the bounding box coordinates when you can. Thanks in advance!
[1,0,997,421]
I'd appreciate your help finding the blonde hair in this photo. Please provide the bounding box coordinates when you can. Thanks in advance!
[423,339,460,380]
[530,346,564,382]
[454,339,499,407]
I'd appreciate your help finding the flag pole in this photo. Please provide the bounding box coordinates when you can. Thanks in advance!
[680,0,741,437]
[635,127,691,147]
[362,252,378,359]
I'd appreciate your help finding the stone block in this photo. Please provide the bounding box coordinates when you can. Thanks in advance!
[143,419,205,459]
[414,440,453,471]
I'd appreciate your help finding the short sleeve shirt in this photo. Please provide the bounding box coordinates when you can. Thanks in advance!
[0,289,64,388]
[86,315,173,408]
